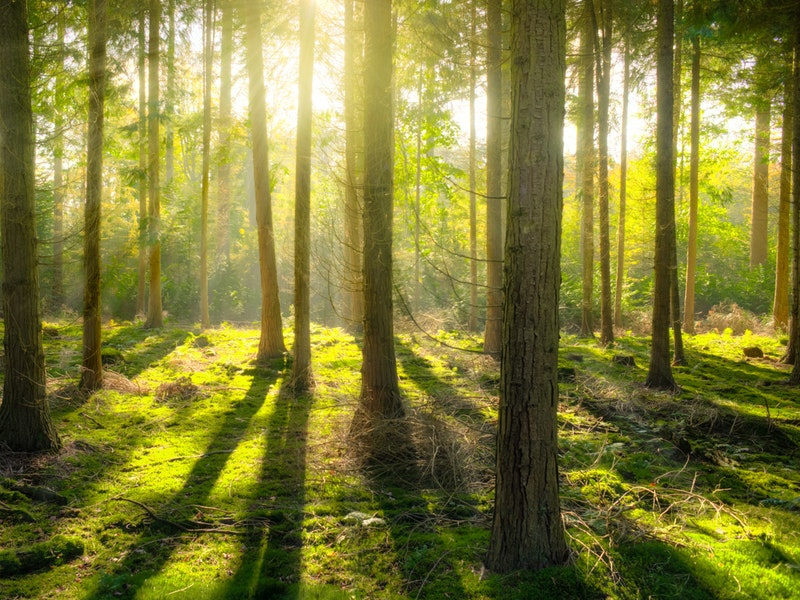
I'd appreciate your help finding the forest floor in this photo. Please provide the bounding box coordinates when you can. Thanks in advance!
[1,319,800,599]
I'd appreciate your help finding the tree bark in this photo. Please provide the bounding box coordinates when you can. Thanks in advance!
[483,0,503,355]
[468,1,479,333]
[242,0,286,360]
[80,0,107,392]
[789,20,800,381]
[614,40,630,330]
[683,30,700,334]
[0,0,61,452]
[52,10,66,312]
[165,0,175,187]
[578,0,595,338]
[646,0,678,391]
[216,0,233,261]
[486,0,569,572]
[750,70,771,270]
[293,0,315,391]
[136,10,147,317]
[774,61,793,332]
[199,0,212,330]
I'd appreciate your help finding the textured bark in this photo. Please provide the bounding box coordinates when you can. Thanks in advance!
[199,0,212,330]
[483,0,503,355]
[0,0,61,452]
[646,0,677,391]
[578,0,595,338]
[614,41,630,330]
[750,84,771,269]
[216,1,233,261]
[52,11,66,312]
[358,0,403,420]
[468,2,478,333]
[80,0,107,392]
[145,0,163,329]
[343,0,364,331]
[683,31,701,335]
[774,65,793,332]
[789,23,800,380]
[242,0,286,360]
[136,11,147,317]
[485,0,569,573]
[293,0,315,391]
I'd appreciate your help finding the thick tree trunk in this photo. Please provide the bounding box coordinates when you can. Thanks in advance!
[80,0,107,392]
[242,0,286,360]
[614,41,630,330]
[145,0,163,328]
[578,0,595,338]
[483,0,503,355]
[486,0,569,573]
[0,0,61,452]
[216,1,233,261]
[750,84,771,269]
[358,0,403,420]
[775,64,793,332]
[293,0,315,391]
[789,22,800,381]
[136,11,147,317]
[683,31,701,334]
[646,0,678,391]
[199,0,212,330]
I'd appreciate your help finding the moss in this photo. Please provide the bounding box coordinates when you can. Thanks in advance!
[0,535,84,576]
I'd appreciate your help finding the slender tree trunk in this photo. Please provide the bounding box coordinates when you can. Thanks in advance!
[789,23,800,378]
[750,73,771,269]
[344,0,364,331]
[145,0,163,328]
[53,10,66,312]
[0,0,61,452]
[614,41,630,330]
[242,0,286,359]
[414,69,423,313]
[80,0,107,392]
[199,0,212,330]
[775,64,793,332]
[594,0,613,345]
[486,0,569,572]
[293,0,315,391]
[578,0,595,338]
[683,30,700,334]
[217,0,233,261]
[136,11,147,317]
[483,0,503,355]
[358,0,403,421]
[646,0,678,391]
[669,0,685,365]
[468,1,479,333]
[165,0,175,187]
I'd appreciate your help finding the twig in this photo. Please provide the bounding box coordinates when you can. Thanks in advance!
[114,497,245,535]
[79,412,106,429]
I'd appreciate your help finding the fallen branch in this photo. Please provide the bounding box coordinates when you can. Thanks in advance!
[114,497,246,535]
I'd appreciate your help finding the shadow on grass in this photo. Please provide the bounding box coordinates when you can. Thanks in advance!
[83,361,283,599]
[102,324,193,379]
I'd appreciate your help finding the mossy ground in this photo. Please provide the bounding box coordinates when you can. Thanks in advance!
[1,322,800,598]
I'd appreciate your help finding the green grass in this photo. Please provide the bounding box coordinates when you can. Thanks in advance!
[1,323,800,598]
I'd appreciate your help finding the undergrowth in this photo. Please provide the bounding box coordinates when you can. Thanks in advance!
[0,321,799,598]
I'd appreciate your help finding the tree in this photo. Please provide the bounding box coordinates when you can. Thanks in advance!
[80,0,108,392]
[789,18,800,378]
[199,0,212,330]
[683,20,701,334]
[486,0,569,572]
[614,39,631,330]
[52,8,66,312]
[136,10,147,317]
[774,60,792,331]
[145,0,163,329]
[468,1,479,333]
[242,0,286,360]
[578,0,595,338]
[358,0,404,422]
[749,55,771,270]
[216,0,233,261]
[483,0,503,355]
[0,0,61,452]
[646,0,678,391]
[293,0,315,391]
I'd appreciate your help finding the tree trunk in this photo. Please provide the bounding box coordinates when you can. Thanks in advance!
[242,0,286,359]
[594,0,613,345]
[750,77,771,269]
[358,0,403,421]
[52,10,66,312]
[414,69,423,313]
[0,0,61,452]
[483,0,503,355]
[646,0,678,391]
[145,0,163,328]
[80,0,107,392]
[683,30,700,334]
[217,0,233,261]
[614,40,630,330]
[344,0,364,331]
[578,0,595,338]
[775,61,793,332]
[293,0,315,391]
[199,0,212,330]
[789,21,800,380]
[468,1,479,333]
[136,10,147,317]
[165,0,175,187]
[486,0,569,573]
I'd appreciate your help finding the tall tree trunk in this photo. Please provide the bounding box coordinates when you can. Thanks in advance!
[486,0,569,572]
[775,63,793,332]
[683,30,700,334]
[344,0,364,331]
[217,0,233,261]
[669,0,685,365]
[53,9,66,312]
[789,22,800,377]
[165,0,175,187]
[293,0,315,391]
[358,0,403,421]
[80,0,107,392]
[136,10,147,317]
[145,0,163,328]
[578,0,595,338]
[242,0,286,359]
[750,70,771,269]
[468,1,479,333]
[483,0,503,355]
[414,69,423,313]
[614,40,630,330]
[0,0,61,452]
[199,0,212,330]
[594,0,613,345]
[646,0,678,391]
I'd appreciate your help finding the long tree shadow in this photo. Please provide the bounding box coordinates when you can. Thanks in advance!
[84,361,283,599]
[102,324,193,379]
[221,379,311,599]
